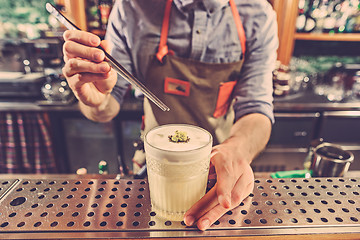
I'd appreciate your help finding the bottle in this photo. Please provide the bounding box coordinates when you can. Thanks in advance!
[352,71,360,98]
[304,0,319,33]
[297,8,307,32]
[98,0,113,30]
[296,0,308,32]
[98,160,109,174]
[344,1,360,33]
[86,0,101,30]
[353,4,360,33]
[333,0,356,33]
[321,0,338,33]
[308,0,323,32]
[323,13,337,33]
[334,0,347,33]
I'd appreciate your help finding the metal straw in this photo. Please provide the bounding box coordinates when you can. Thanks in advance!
[46,3,170,112]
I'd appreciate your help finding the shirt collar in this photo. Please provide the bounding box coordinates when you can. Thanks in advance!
[173,0,229,14]
[202,0,229,13]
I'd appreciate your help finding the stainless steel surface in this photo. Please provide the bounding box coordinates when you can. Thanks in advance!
[0,177,359,239]
[46,3,170,112]
[274,112,320,118]
[274,90,360,112]
[0,98,141,112]
[312,143,354,177]
[275,101,360,111]
[323,111,360,117]
[252,147,308,172]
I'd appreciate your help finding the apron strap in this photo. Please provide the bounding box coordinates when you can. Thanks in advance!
[156,0,247,62]
[156,0,173,62]
[229,0,246,57]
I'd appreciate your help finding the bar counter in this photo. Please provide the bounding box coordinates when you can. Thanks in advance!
[0,91,360,112]
[0,174,359,240]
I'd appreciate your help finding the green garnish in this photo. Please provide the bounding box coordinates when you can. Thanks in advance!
[168,130,190,143]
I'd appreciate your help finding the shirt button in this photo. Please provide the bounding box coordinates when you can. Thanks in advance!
[196,29,201,34]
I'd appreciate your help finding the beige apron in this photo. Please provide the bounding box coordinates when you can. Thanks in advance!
[143,0,247,145]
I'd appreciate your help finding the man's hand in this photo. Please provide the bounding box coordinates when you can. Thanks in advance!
[184,140,254,231]
[184,113,271,231]
[62,30,117,107]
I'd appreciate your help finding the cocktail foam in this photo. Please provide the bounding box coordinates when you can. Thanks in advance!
[146,124,211,152]
[145,124,212,163]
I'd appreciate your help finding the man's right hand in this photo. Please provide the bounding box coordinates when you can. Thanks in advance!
[62,30,117,108]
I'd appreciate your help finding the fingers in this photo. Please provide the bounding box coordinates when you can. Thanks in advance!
[63,41,105,63]
[64,70,115,99]
[194,169,254,231]
[210,151,234,208]
[184,182,246,231]
[196,203,228,231]
[184,158,255,231]
[62,30,113,84]
[65,74,109,107]
[63,30,101,47]
[62,58,111,78]
[63,30,112,64]
[229,163,254,204]
[61,30,117,107]
[232,179,254,209]
[67,72,112,88]
[184,186,218,226]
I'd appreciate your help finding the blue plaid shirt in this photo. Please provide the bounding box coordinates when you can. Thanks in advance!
[107,0,278,123]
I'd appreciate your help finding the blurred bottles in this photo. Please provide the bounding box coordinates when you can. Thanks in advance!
[297,0,317,32]
[319,62,346,102]
[345,3,360,32]
[86,0,101,30]
[322,1,338,33]
[296,0,307,32]
[98,0,113,30]
[296,0,360,33]
[273,61,291,97]
[313,62,360,102]
[86,0,114,31]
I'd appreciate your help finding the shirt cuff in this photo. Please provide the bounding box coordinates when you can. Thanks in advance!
[233,101,275,124]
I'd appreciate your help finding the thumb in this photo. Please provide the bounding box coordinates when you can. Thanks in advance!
[100,40,112,54]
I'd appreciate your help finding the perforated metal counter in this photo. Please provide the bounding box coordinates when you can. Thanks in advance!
[0,175,359,239]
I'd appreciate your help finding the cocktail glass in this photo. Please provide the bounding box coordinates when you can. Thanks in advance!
[144,124,213,221]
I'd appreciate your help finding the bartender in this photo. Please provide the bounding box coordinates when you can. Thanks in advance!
[62,0,278,231]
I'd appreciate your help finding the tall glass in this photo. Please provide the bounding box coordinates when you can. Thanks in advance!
[144,124,213,221]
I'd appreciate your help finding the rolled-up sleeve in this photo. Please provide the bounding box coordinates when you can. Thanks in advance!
[233,1,278,124]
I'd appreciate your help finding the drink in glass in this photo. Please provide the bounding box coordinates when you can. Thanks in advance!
[144,124,212,221]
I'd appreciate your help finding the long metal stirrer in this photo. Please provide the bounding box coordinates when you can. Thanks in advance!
[46,3,170,112]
